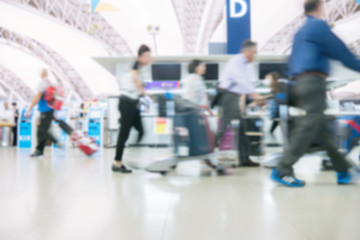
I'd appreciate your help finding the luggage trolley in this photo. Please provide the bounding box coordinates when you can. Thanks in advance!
[146,96,237,175]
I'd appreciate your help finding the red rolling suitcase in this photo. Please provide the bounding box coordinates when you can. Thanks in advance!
[56,119,99,156]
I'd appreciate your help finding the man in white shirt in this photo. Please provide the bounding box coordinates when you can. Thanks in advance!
[0,102,14,146]
[217,40,263,167]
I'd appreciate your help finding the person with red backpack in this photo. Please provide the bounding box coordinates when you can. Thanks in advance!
[26,69,63,157]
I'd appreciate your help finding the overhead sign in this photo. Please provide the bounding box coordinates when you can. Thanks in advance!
[226,0,251,54]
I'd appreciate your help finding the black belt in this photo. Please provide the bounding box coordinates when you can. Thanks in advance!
[294,71,328,79]
[120,95,139,103]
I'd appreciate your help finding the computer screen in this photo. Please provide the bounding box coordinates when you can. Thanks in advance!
[258,62,288,80]
[203,63,219,81]
[151,64,181,81]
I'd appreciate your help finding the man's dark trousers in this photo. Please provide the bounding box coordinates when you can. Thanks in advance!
[36,111,56,153]
[277,75,350,176]
[216,91,250,164]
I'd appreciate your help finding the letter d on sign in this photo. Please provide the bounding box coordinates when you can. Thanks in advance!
[227,0,251,54]
[230,0,248,18]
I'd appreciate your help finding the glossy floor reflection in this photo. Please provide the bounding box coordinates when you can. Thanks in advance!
[0,147,359,240]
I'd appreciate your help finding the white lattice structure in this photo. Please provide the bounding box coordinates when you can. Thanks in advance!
[0,83,9,99]
[6,0,133,56]
[196,0,225,54]
[261,0,360,54]
[0,64,35,103]
[171,0,208,54]
[0,26,92,100]
[325,0,360,23]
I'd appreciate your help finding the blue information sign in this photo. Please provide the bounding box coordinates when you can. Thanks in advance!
[226,0,251,54]
[87,108,103,146]
[18,109,34,149]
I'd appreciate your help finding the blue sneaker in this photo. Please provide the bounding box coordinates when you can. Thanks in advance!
[271,168,305,187]
[337,171,353,185]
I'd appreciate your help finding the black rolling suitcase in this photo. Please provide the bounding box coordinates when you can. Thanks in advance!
[173,111,214,157]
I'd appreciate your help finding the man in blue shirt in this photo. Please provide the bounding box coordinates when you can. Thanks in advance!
[26,69,60,157]
[271,0,360,187]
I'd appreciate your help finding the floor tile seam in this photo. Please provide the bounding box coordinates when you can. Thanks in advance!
[160,187,177,240]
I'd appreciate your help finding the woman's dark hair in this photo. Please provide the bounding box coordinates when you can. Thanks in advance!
[138,44,151,57]
[305,0,322,14]
[188,59,204,74]
[267,72,281,93]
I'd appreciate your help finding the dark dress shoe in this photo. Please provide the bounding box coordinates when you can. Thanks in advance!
[112,164,132,173]
[240,160,260,167]
[30,150,43,158]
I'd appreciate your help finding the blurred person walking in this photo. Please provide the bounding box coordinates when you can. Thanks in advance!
[181,59,212,114]
[271,0,360,187]
[12,102,19,146]
[216,40,264,167]
[112,45,152,173]
[0,102,13,146]
[27,69,61,157]
[181,59,216,168]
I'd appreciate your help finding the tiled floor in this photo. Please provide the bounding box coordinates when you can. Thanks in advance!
[0,146,359,240]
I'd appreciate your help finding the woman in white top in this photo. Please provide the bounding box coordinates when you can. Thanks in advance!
[182,59,211,113]
[182,60,215,168]
[112,45,152,173]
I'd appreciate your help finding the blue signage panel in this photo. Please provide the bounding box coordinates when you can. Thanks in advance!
[226,0,251,54]
[18,109,33,149]
[87,108,103,146]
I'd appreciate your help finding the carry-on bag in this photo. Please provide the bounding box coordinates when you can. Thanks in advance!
[173,111,213,157]
[56,119,99,156]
